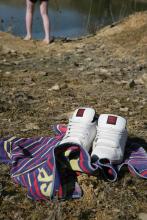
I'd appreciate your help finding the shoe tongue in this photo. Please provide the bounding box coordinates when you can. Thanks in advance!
[98,114,127,130]
[71,108,95,123]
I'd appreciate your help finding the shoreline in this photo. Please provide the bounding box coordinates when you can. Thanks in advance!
[0,11,147,220]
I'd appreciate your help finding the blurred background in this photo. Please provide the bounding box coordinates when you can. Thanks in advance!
[0,0,147,39]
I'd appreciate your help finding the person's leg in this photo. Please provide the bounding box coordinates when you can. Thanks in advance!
[40,0,51,44]
[24,0,35,40]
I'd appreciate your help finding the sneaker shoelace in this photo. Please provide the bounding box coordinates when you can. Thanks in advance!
[64,119,90,144]
[94,127,126,148]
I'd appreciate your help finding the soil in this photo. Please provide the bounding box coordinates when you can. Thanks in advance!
[0,11,147,220]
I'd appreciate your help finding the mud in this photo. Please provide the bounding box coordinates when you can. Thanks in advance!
[0,12,147,220]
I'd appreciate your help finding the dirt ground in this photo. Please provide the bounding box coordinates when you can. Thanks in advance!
[0,11,147,220]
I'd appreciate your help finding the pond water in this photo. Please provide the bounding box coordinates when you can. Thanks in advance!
[0,0,147,39]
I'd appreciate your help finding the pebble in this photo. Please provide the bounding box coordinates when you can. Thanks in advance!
[75,43,85,49]
[136,64,146,71]
[135,73,147,87]
[120,107,129,112]
[22,123,40,131]
[22,69,28,73]
[138,213,147,220]
[94,188,99,196]
[5,71,11,75]
[48,84,60,91]
[85,57,93,62]
[76,49,84,54]
[129,79,136,88]
[99,44,105,50]
[24,77,34,85]
[40,58,45,61]
[78,66,85,72]
[129,111,133,116]
[10,49,17,54]
[13,61,20,65]
[57,53,62,57]
[142,73,147,86]
[99,68,108,74]
[113,208,121,213]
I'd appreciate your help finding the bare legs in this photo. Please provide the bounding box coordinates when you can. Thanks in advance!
[24,0,35,40]
[25,0,51,44]
[40,1,51,44]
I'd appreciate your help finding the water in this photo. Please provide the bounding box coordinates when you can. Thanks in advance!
[0,0,147,39]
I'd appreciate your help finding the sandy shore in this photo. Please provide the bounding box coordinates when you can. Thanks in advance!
[0,11,147,220]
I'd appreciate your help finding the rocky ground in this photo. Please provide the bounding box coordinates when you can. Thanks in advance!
[0,11,147,220]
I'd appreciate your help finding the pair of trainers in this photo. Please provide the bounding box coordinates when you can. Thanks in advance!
[60,108,128,164]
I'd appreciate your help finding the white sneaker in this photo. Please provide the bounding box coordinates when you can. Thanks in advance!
[91,114,128,164]
[60,107,97,152]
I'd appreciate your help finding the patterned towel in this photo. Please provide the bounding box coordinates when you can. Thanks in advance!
[0,125,147,200]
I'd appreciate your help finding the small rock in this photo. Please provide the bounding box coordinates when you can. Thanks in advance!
[129,111,133,116]
[22,123,40,131]
[118,80,128,85]
[99,68,108,74]
[113,208,121,213]
[76,49,84,54]
[39,71,49,76]
[40,58,45,61]
[129,79,136,88]
[48,84,60,91]
[135,73,147,87]
[24,77,35,85]
[114,99,119,104]
[99,70,111,80]
[85,57,93,62]
[120,107,129,112]
[60,83,68,89]
[82,71,95,76]
[78,66,85,72]
[94,188,99,196]
[57,53,62,57]
[10,49,17,54]
[136,64,146,71]
[100,44,105,50]
[22,69,28,73]
[13,61,20,65]
[74,62,79,67]
[5,71,11,75]
[75,43,85,49]
[138,213,147,220]
[142,73,147,86]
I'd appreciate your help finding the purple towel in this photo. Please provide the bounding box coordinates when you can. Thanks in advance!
[0,124,146,200]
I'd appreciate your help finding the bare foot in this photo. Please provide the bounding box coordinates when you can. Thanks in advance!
[42,37,54,45]
[24,35,32,41]
[42,38,50,44]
